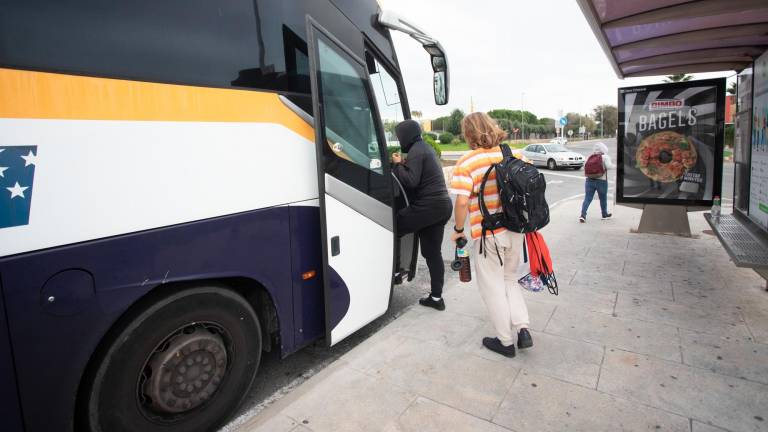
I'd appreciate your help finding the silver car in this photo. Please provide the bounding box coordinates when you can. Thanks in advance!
[523,143,584,170]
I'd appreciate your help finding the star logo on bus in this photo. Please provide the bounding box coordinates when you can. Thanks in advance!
[21,150,38,167]
[6,182,28,199]
[1,146,37,228]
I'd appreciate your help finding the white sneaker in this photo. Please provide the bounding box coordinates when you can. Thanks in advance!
[579,216,586,223]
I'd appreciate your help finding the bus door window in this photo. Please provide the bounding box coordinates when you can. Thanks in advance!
[367,55,406,149]
[316,38,389,202]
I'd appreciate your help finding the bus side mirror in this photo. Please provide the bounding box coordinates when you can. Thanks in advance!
[434,70,447,105]
[378,10,450,105]
[428,48,449,105]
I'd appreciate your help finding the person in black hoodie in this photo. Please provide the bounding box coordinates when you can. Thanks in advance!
[392,120,453,311]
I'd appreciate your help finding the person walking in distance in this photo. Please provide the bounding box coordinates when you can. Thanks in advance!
[391,120,453,311]
[579,142,615,223]
[449,112,532,358]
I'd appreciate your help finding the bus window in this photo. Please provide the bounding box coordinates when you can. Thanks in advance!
[0,1,311,95]
[317,39,384,175]
[369,56,406,146]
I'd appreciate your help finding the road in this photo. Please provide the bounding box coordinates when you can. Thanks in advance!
[223,137,735,430]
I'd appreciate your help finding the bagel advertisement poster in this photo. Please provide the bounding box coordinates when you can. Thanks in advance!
[617,78,725,206]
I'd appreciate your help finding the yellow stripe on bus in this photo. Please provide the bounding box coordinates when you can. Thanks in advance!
[0,68,314,142]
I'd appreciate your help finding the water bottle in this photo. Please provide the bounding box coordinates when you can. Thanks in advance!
[711,195,721,221]
[450,237,472,283]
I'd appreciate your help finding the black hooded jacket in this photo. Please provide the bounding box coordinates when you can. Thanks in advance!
[392,120,452,210]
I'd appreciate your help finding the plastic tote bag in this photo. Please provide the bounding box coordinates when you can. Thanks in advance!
[518,231,558,295]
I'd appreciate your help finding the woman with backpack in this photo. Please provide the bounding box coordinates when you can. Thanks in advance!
[449,112,532,358]
[579,142,615,223]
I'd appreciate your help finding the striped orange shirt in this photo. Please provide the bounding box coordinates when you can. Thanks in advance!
[449,147,527,239]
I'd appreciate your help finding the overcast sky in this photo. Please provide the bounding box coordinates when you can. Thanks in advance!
[379,0,734,120]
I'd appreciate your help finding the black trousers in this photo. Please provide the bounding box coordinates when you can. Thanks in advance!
[397,201,452,297]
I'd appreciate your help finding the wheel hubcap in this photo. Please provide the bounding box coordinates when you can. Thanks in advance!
[141,324,228,415]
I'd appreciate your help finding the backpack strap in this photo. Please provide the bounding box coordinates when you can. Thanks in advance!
[479,227,503,266]
[500,143,513,160]
[478,164,495,222]
[522,236,528,264]
[491,230,503,266]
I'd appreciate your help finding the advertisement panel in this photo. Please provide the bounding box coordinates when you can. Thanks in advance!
[749,51,768,228]
[617,78,725,206]
[734,67,752,213]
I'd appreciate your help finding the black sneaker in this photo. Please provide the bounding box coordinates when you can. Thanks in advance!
[482,337,516,358]
[601,213,612,220]
[517,328,533,349]
[419,296,445,311]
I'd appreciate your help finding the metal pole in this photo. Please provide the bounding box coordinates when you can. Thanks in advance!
[521,92,525,143]
[600,107,604,138]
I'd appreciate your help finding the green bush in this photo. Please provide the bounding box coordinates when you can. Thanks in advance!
[439,132,455,144]
[725,124,734,148]
[424,135,442,157]
[388,138,441,159]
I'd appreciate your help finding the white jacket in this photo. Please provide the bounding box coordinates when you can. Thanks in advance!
[591,142,614,179]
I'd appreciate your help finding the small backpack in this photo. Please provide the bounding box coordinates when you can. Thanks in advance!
[584,153,606,179]
[478,144,550,247]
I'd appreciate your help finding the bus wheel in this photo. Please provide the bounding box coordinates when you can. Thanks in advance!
[85,287,261,432]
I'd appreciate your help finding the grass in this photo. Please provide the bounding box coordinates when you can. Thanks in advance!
[438,142,470,151]
[439,141,528,152]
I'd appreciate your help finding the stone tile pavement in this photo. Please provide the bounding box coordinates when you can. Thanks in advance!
[234,200,768,432]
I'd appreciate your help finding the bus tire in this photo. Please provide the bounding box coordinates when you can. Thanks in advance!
[85,286,261,432]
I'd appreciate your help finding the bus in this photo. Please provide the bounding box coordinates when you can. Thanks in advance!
[0,1,449,431]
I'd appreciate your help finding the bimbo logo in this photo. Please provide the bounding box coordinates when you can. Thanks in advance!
[649,99,684,110]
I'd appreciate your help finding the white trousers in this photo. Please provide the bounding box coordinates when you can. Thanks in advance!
[473,230,530,347]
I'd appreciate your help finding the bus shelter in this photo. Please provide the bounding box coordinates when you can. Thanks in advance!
[577,0,768,281]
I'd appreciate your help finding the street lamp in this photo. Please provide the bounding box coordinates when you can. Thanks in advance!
[521,92,525,143]
[600,106,604,138]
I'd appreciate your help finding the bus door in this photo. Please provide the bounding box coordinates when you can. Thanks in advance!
[365,49,419,285]
[307,20,401,346]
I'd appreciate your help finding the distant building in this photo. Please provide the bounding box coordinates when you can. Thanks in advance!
[421,119,432,132]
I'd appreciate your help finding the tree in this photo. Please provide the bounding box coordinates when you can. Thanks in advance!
[447,108,465,136]
[487,109,538,125]
[495,118,513,133]
[664,73,693,83]
[431,116,446,131]
[592,105,618,137]
[565,112,597,137]
[410,110,423,119]
[727,82,737,95]
[383,119,398,135]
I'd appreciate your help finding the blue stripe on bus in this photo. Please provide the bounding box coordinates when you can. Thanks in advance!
[0,204,349,432]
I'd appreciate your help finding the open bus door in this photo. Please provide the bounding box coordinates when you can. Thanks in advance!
[307,19,415,346]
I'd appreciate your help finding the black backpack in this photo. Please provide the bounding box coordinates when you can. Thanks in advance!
[478,144,550,238]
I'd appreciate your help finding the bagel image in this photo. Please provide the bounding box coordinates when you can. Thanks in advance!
[635,131,697,183]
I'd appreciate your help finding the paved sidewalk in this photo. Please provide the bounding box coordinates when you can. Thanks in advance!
[234,200,768,432]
